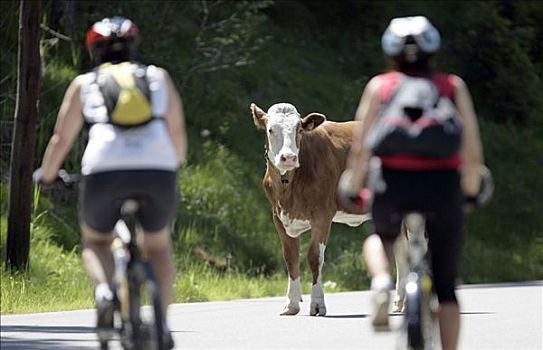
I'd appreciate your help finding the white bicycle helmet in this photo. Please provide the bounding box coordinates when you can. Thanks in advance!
[381,16,440,57]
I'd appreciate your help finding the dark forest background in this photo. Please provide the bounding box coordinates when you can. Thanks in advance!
[1,0,542,291]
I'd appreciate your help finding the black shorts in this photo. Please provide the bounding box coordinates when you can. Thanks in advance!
[79,170,178,233]
[372,168,464,303]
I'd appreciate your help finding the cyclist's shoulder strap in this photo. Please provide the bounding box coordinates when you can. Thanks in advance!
[431,72,458,100]
[378,71,403,103]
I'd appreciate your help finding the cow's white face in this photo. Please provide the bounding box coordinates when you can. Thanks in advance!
[266,104,302,173]
[251,103,326,175]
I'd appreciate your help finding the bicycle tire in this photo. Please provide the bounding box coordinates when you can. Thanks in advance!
[142,261,165,350]
[405,277,424,350]
[119,263,144,350]
[121,261,165,350]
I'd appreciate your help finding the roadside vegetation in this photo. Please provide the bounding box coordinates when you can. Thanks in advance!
[1,0,542,314]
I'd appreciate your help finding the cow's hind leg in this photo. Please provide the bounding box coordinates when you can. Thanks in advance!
[393,219,429,313]
[308,222,330,316]
[274,215,302,316]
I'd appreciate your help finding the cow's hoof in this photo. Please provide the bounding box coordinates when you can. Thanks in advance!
[280,305,300,316]
[392,300,404,313]
[309,302,327,316]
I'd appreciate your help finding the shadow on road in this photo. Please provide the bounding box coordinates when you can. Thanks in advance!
[1,336,93,350]
[324,313,408,319]
[1,325,94,334]
[324,313,368,319]
[324,311,495,320]
[461,311,496,315]
[458,280,542,289]
[1,325,95,350]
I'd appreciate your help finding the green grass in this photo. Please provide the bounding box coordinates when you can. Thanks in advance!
[0,235,337,315]
[0,221,94,314]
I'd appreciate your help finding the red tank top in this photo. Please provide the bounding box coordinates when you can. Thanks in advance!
[377,71,462,170]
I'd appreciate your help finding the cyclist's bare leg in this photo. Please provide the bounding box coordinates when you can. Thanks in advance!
[139,227,175,321]
[81,224,115,286]
[439,302,460,350]
[362,233,395,278]
[363,234,395,328]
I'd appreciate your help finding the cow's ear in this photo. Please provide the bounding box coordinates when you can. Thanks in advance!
[250,103,267,129]
[301,113,326,131]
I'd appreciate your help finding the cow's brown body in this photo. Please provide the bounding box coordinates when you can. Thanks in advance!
[263,121,357,223]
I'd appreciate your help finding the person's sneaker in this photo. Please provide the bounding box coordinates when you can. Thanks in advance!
[370,274,392,331]
[95,283,115,340]
[371,288,390,330]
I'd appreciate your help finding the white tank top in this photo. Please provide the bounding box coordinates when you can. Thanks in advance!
[79,64,179,175]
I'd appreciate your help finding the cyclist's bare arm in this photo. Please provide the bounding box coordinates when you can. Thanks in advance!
[344,76,381,192]
[40,77,84,183]
[162,69,187,166]
[453,76,483,196]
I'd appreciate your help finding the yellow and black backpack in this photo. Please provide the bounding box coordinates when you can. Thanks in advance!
[90,61,154,127]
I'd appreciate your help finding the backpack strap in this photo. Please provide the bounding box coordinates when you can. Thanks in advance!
[379,71,457,103]
[379,71,403,103]
[379,72,441,113]
[93,64,117,119]
[431,73,457,101]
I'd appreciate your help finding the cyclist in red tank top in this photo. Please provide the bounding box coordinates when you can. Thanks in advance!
[339,16,484,350]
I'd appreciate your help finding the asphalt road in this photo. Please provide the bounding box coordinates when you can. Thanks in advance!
[1,281,541,349]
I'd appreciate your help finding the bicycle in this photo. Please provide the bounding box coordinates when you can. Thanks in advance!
[356,160,494,350]
[46,172,168,350]
[400,168,494,350]
[402,212,439,350]
[104,198,166,350]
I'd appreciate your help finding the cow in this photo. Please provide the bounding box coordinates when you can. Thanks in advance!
[250,102,423,316]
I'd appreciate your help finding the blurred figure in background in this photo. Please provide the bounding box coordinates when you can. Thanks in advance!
[339,16,486,349]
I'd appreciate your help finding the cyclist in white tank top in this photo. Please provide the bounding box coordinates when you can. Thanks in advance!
[79,64,179,175]
[34,17,185,349]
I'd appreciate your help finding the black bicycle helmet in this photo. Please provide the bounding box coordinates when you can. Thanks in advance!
[86,17,139,63]
[381,16,440,62]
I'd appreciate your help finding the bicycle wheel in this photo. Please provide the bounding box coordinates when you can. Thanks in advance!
[405,275,424,350]
[140,261,165,350]
[119,263,144,350]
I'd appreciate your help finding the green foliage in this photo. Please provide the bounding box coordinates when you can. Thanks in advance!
[176,141,281,274]
[438,1,543,128]
[461,120,543,282]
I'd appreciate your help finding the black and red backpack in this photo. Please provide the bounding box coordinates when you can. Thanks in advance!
[366,72,463,159]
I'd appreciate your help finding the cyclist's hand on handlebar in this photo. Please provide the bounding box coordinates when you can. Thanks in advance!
[464,165,494,213]
[33,168,55,191]
[33,168,78,191]
[338,188,372,215]
[351,188,372,209]
[463,196,477,213]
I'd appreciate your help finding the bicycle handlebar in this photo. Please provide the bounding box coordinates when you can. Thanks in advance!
[338,161,494,212]
[56,170,81,186]
[33,168,80,188]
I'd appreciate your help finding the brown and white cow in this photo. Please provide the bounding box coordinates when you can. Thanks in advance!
[251,102,371,316]
[251,102,423,316]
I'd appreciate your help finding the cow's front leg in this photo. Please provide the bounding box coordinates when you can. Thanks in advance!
[393,225,409,312]
[308,221,331,316]
[273,214,302,316]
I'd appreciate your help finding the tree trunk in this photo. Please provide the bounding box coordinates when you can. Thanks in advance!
[7,0,42,271]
